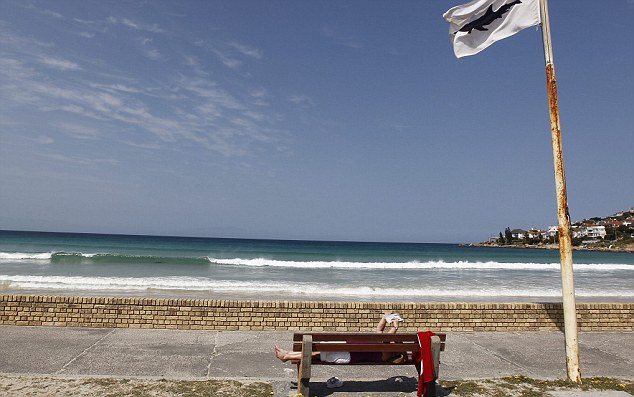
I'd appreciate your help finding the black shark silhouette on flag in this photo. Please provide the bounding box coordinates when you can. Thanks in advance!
[458,0,523,34]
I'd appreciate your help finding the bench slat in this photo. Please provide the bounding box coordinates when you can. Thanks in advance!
[293,332,420,342]
[293,332,446,341]
[292,358,416,366]
[292,332,446,352]
[293,343,418,352]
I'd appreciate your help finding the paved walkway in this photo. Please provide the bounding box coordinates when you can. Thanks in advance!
[0,326,631,396]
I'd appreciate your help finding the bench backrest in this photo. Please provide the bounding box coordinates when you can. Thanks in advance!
[292,332,446,353]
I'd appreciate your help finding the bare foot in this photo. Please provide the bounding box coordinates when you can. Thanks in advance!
[274,346,289,362]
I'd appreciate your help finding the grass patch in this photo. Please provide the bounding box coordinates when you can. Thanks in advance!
[442,380,488,396]
[1,375,631,396]
[0,376,274,397]
[581,377,633,394]
[441,377,633,396]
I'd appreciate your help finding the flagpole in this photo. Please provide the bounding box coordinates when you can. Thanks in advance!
[539,0,581,384]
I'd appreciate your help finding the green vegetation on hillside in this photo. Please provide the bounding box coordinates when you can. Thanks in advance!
[486,208,634,251]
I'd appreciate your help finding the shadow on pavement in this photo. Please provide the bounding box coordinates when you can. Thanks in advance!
[291,377,454,396]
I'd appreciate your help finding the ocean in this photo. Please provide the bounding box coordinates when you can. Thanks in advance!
[1,230,633,302]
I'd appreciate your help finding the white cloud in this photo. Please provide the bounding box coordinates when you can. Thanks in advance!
[0,58,34,79]
[144,48,162,60]
[54,121,99,140]
[250,89,268,98]
[249,89,269,106]
[196,40,262,70]
[40,57,82,71]
[90,83,142,94]
[39,9,63,19]
[289,94,316,107]
[74,18,95,25]
[22,4,63,19]
[34,136,54,144]
[212,48,242,69]
[107,16,165,33]
[0,22,55,49]
[229,41,263,59]
[1,21,285,160]
[39,152,119,166]
[177,77,243,110]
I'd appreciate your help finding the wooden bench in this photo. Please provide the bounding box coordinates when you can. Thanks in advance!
[291,332,446,397]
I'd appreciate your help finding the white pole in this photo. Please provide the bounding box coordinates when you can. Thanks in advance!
[539,0,582,384]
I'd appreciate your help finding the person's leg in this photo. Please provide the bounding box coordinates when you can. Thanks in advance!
[376,316,389,333]
[378,312,400,360]
[377,311,400,333]
[274,346,320,362]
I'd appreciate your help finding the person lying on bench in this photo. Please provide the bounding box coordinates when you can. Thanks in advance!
[274,312,406,364]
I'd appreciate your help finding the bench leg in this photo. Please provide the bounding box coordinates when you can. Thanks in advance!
[297,369,310,397]
[430,335,441,379]
[297,335,312,397]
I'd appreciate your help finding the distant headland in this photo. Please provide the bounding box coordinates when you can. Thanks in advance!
[473,207,634,253]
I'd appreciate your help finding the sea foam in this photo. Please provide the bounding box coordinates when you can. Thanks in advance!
[0,252,53,260]
[207,257,633,271]
[1,274,632,298]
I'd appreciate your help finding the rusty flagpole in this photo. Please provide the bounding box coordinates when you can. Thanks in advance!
[539,0,581,384]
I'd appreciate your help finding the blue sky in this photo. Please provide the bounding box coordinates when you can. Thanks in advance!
[1,0,632,243]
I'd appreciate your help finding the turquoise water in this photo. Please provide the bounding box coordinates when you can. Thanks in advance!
[1,230,633,302]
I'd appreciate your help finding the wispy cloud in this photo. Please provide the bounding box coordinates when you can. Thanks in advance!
[22,4,63,19]
[33,135,54,145]
[0,21,55,49]
[181,54,210,77]
[53,121,99,140]
[134,37,164,61]
[143,48,162,60]
[89,83,142,94]
[211,48,242,69]
[74,18,95,25]
[195,39,263,70]
[107,16,165,33]
[39,152,119,166]
[38,8,63,19]
[1,18,285,160]
[229,41,263,60]
[250,88,269,106]
[40,57,81,71]
[289,94,316,108]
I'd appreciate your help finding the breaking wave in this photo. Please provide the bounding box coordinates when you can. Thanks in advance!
[1,274,632,298]
[1,251,632,271]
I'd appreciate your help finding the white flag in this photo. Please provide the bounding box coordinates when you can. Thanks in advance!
[443,0,541,58]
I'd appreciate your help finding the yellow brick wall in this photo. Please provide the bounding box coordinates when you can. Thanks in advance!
[0,294,632,331]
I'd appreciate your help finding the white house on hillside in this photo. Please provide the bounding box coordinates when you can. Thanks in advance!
[572,225,606,239]
[586,225,606,238]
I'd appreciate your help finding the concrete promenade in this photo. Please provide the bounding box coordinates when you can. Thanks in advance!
[0,326,631,396]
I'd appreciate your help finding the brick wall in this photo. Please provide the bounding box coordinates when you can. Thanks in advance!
[0,294,632,331]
